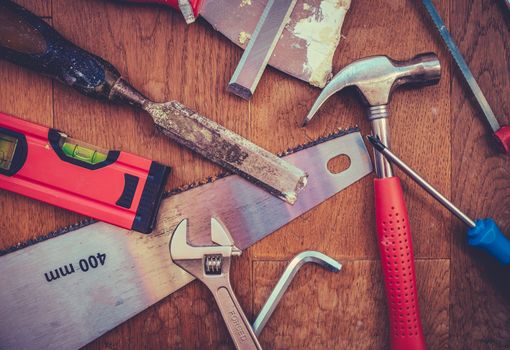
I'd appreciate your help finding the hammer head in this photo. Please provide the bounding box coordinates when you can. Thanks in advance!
[302,53,441,126]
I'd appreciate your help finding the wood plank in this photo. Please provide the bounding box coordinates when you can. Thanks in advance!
[450,0,510,348]
[252,259,449,349]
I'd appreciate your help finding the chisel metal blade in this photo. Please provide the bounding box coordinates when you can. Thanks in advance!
[0,130,372,350]
[227,0,298,99]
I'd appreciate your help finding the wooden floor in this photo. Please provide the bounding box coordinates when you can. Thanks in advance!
[0,0,509,349]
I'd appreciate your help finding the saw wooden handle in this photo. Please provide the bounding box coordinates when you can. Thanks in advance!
[374,177,427,350]
[0,0,121,101]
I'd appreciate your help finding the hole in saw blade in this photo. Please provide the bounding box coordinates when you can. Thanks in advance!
[327,154,351,174]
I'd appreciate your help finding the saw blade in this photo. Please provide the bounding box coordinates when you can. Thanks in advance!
[0,129,372,350]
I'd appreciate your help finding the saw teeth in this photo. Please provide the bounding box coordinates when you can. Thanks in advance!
[0,218,96,256]
[0,127,361,255]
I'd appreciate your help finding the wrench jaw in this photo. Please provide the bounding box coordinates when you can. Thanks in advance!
[169,218,263,349]
[169,218,241,280]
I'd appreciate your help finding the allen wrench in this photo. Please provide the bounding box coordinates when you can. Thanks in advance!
[252,250,342,336]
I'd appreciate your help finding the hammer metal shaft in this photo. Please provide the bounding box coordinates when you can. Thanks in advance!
[370,115,394,178]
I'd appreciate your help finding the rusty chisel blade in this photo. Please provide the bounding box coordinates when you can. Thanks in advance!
[144,100,308,204]
[227,0,298,99]
[0,130,372,350]
[0,0,307,205]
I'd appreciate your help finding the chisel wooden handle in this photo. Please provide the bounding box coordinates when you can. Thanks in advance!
[0,0,121,100]
[374,177,427,350]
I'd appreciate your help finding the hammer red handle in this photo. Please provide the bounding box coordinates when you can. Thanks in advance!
[374,177,427,350]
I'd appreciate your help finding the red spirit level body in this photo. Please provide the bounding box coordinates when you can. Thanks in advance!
[0,112,170,233]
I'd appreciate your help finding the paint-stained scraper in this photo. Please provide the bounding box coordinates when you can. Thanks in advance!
[118,0,352,88]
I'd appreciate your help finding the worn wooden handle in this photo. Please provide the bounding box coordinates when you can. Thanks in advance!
[0,0,121,100]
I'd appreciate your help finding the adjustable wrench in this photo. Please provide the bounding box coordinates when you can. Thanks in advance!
[169,218,262,350]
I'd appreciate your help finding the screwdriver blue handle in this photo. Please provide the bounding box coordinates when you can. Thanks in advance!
[468,219,510,265]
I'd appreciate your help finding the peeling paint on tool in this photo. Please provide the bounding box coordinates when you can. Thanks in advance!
[238,31,252,45]
[0,0,309,205]
[148,101,249,166]
[292,0,350,87]
[240,0,252,7]
[201,0,351,87]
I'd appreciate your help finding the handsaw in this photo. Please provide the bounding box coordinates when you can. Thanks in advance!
[0,130,372,350]
[0,0,307,205]
[118,0,352,88]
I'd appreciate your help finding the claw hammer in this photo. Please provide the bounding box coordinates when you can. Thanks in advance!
[302,53,441,350]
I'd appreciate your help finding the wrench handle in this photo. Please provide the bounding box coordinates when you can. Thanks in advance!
[213,285,262,350]
[374,177,427,350]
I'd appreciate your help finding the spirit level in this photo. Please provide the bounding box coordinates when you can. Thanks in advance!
[0,112,170,233]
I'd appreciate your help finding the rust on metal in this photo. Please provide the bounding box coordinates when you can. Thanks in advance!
[109,76,308,204]
[145,100,308,204]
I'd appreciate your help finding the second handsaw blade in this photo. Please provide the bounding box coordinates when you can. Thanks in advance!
[0,129,372,350]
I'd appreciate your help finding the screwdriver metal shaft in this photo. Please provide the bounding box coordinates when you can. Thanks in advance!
[368,135,475,228]
[368,135,510,265]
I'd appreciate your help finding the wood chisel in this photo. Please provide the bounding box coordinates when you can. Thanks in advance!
[227,0,297,99]
[368,135,510,265]
[0,129,373,350]
[116,0,352,88]
[422,0,510,153]
[0,112,170,234]
[0,0,307,205]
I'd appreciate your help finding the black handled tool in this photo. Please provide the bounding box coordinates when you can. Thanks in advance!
[0,0,308,204]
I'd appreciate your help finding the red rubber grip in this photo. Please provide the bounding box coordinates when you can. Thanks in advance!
[374,177,427,350]
[494,125,510,153]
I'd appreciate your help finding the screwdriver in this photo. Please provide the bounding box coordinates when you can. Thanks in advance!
[367,135,510,265]
[422,0,510,153]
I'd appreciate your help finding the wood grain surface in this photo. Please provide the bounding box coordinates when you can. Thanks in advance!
[0,0,508,349]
